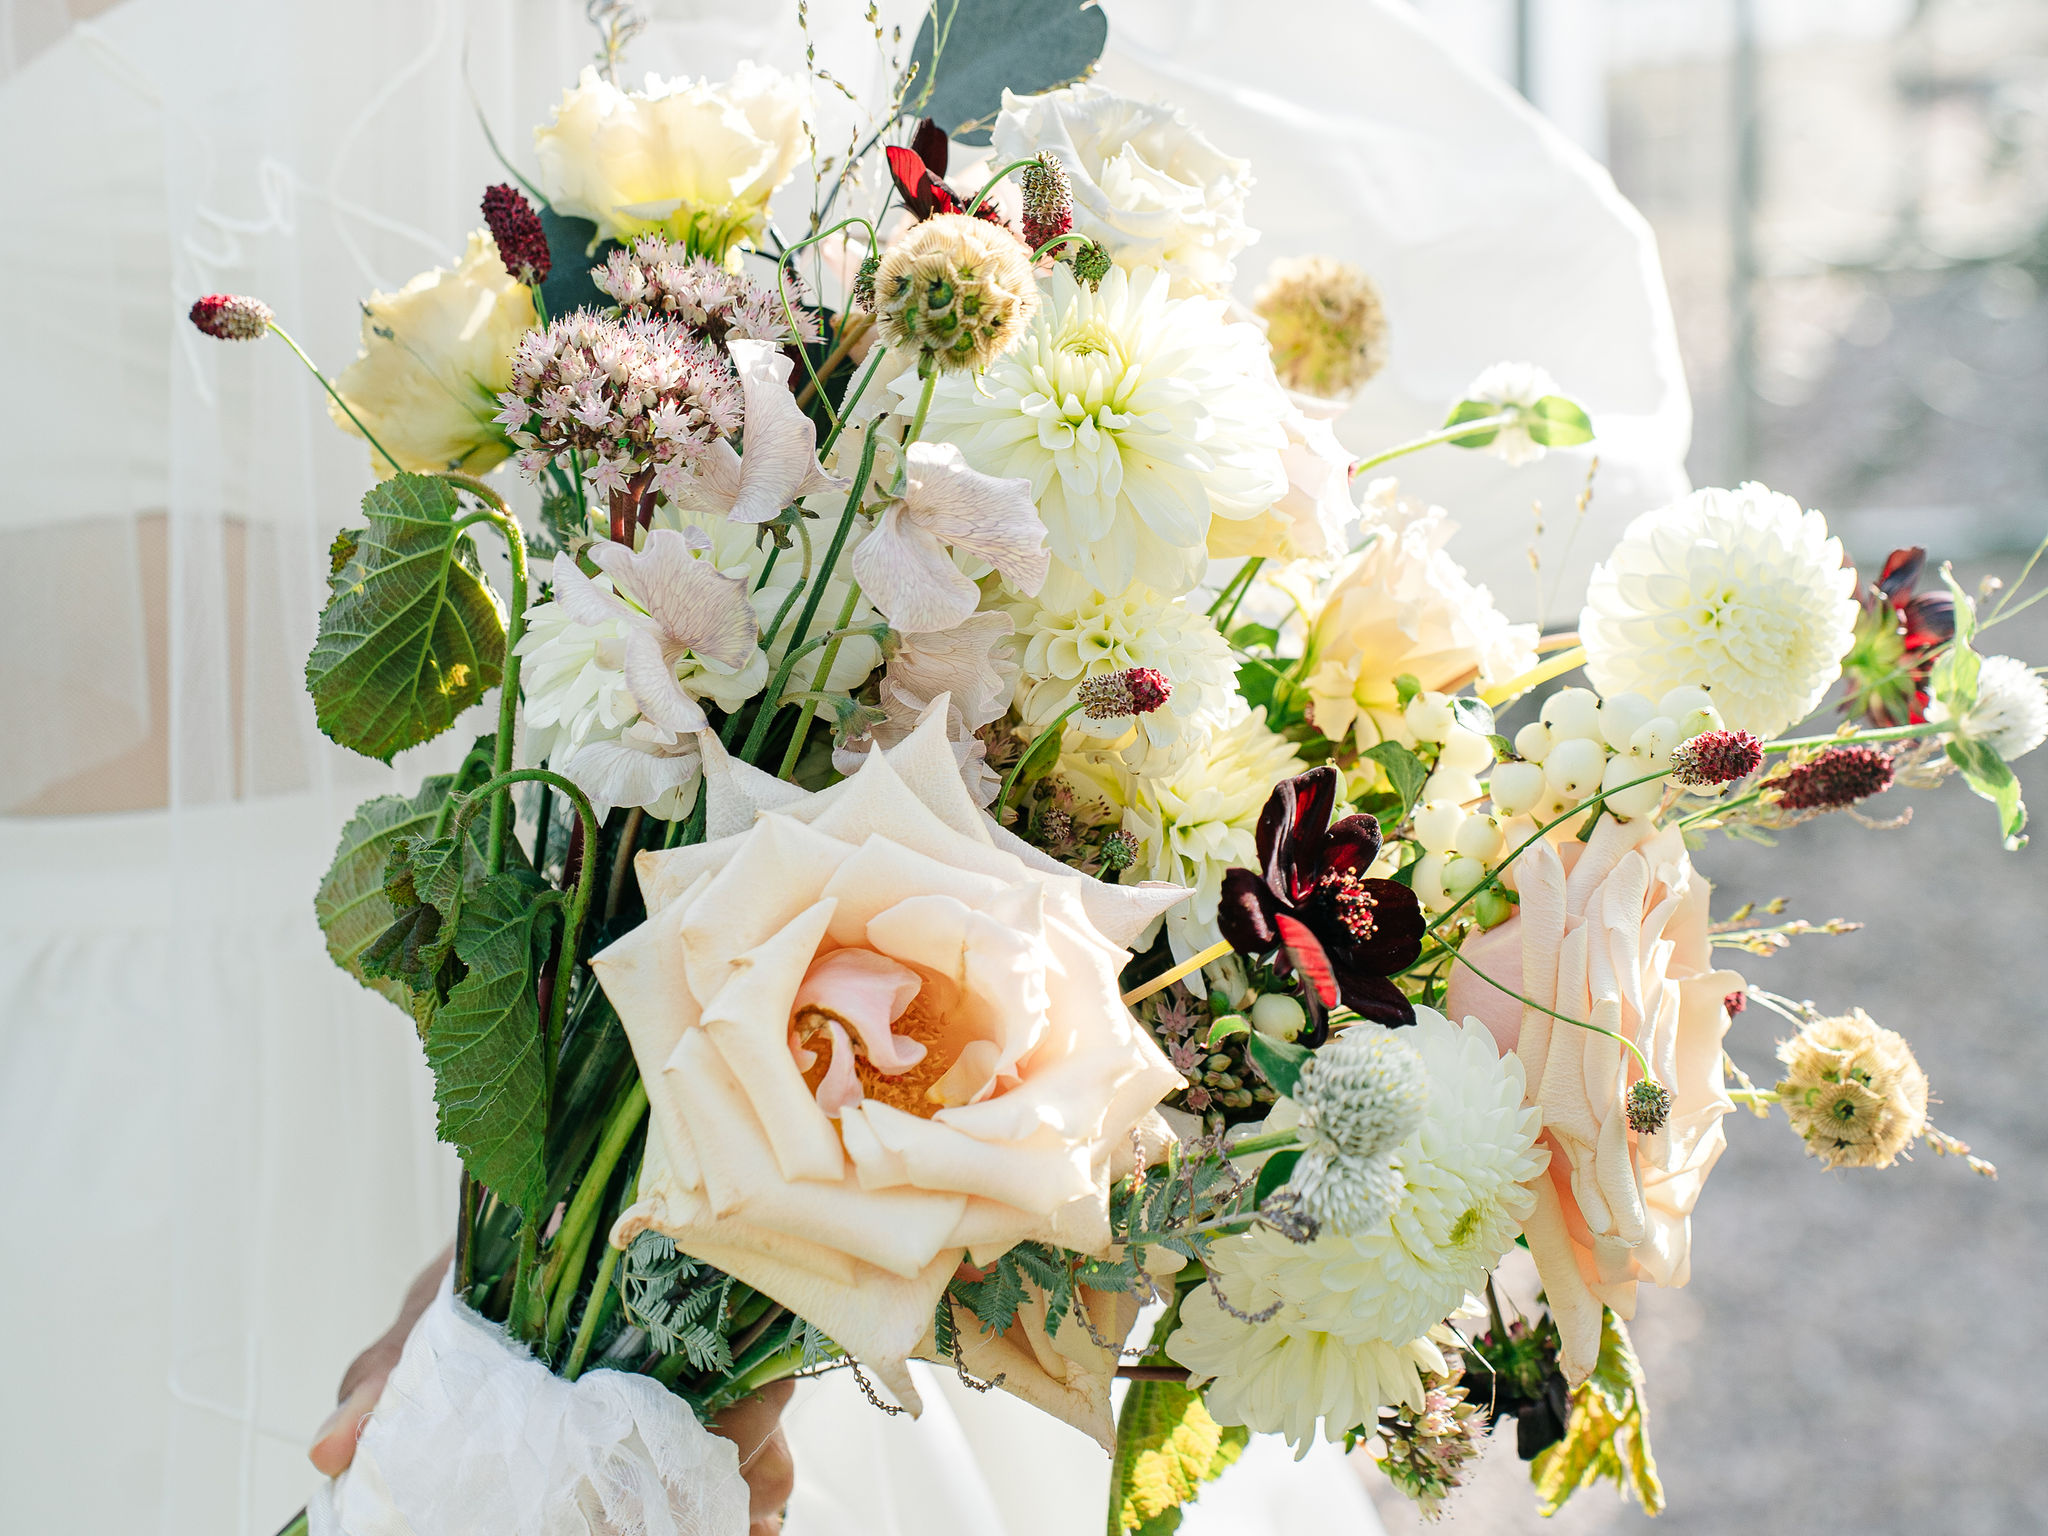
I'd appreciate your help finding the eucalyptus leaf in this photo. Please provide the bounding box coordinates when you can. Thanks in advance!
[307,474,507,762]
[427,869,561,1214]
[536,206,619,320]
[1252,1147,1303,1207]
[905,0,1110,144]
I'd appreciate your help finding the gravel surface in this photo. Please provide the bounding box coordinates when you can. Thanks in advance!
[1363,562,2048,1533]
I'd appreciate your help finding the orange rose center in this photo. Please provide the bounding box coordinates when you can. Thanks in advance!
[794,985,958,1120]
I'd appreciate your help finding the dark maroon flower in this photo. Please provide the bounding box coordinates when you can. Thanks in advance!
[886,120,1015,231]
[1842,547,1955,727]
[1770,745,1895,812]
[1076,666,1172,719]
[1217,766,1425,1030]
[481,183,551,284]
[1668,729,1764,788]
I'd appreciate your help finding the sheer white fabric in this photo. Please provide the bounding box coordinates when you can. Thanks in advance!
[0,1,1685,1532]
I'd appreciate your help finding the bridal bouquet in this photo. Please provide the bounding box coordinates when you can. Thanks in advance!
[193,3,2036,1529]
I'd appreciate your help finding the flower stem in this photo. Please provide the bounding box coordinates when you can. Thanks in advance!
[444,475,530,874]
[997,699,1087,817]
[775,578,865,779]
[1121,939,1238,1007]
[773,216,883,434]
[965,158,1040,217]
[265,320,404,475]
[817,344,887,460]
[1760,719,1946,754]
[1479,643,1587,708]
[544,1079,648,1348]
[1350,411,1517,479]
[1226,1129,1302,1158]
[1445,946,1656,1081]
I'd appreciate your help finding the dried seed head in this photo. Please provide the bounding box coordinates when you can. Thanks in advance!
[1075,666,1173,720]
[1626,1077,1673,1135]
[873,213,1037,373]
[1098,829,1140,873]
[1769,744,1895,812]
[1068,240,1112,289]
[1253,254,1390,398]
[851,251,882,314]
[1775,1007,1929,1169]
[480,184,551,284]
[188,294,273,341]
[1668,728,1765,788]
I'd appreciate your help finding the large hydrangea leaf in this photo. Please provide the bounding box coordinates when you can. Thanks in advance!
[906,0,1109,144]
[308,473,506,762]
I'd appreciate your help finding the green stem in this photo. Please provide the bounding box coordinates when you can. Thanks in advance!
[545,1080,649,1347]
[266,320,404,475]
[1422,768,1668,937]
[1032,232,1093,264]
[444,475,529,875]
[902,365,939,459]
[1226,1129,1302,1158]
[776,579,866,779]
[1218,557,1263,630]
[739,424,882,763]
[1760,720,1946,754]
[1728,1087,1781,1109]
[271,1509,310,1536]
[563,1157,639,1382]
[1350,411,1518,479]
[1205,558,1259,621]
[1677,787,1764,828]
[966,157,1040,217]
[772,217,882,436]
[818,345,886,460]
[1447,946,1656,1080]
[997,699,1086,817]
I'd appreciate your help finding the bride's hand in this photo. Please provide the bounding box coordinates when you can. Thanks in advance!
[309,1247,797,1533]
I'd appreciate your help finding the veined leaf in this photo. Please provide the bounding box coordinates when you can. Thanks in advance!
[905,0,1110,144]
[308,474,507,762]
[1110,1379,1248,1534]
[1531,1308,1665,1517]
[426,869,560,1214]
[313,746,503,1013]
[1526,395,1595,447]
[1441,397,1505,448]
[1244,1030,1310,1099]
[1947,736,2028,850]
[1449,694,1497,738]
[1362,740,1429,826]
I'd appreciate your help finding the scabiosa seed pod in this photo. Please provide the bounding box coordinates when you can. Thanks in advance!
[1253,254,1390,399]
[1775,1008,1929,1170]
[851,251,882,314]
[873,213,1038,373]
[1626,1077,1673,1135]
[1068,239,1112,290]
[1668,728,1765,788]
[480,184,551,285]
[1020,151,1073,251]
[1075,666,1173,720]
[188,294,274,341]
[1098,829,1140,873]
[1769,744,1895,812]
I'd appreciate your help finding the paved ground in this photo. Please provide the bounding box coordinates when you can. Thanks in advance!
[1364,561,2048,1533]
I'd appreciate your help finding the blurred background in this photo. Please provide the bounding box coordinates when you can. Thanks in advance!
[1377,1,2048,1529]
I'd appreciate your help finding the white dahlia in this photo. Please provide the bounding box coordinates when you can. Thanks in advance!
[1581,483,1859,740]
[1954,654,2048,761]
[1168,1291,1450,1451]
[901,263,1290,598]
[1301,481,1537,752]
[991,84,1256,296]
[1008,577,1239,776]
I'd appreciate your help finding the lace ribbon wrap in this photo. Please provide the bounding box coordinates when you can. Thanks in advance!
[310,1271,749,1536]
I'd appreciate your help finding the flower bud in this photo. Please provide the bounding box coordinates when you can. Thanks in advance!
[1019,151,1074,251]
[188,293,274,341]
[1250,992,1307,1042]
[1068,240,1112,289]
[1769,745,1894,812]
[480,183,552,284]
[1668,728,1765,788]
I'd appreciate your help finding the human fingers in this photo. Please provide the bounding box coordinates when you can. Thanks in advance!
[710,1379,797,1535]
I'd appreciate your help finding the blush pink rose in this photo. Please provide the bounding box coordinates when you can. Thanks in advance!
[1445,816,1742,1382]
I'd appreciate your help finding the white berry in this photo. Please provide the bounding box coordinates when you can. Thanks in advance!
[1423,768,1483,807]
[1541,687,1604,741]
[1657,685,1717,719]
[1412,799,1467,853]
[1514,721,1554,763]
[1544,736,1607,798]
[1598,692,1657,751]
[1443,855,1487,899]
[1404,690,1457,744]
[1412,851,1452,911]
[1454,812,1506,862]
[1629,715,1682,768]
[1250,992,1307,1042]
[1602,753,1667,817]
[1488,759,1547,816]
[1438,726,1497,775]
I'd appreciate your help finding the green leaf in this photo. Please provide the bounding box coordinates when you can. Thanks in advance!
[1018,716,1066,785]
[307,474,507,762]
[1531,1309,1665,1517]
[1392,673,1422,710]
[1947,737,2029,849]
[1440,398,1504,448]
[1244,1031,1310,1098]
[1525,395,1595,447]
[425,869,560,1214]
[1109,1379,1247,1535]
[1227,621,1280,653]
[1252,1147,1303,1206]
[1362,740,1429,825]
[1932,563,1982,711]
[1486,733,1516,762]
[1449,695,1497,738]
[905,0,1110,144]
[313,750,501,1013]
[1205,1013,1249,1047]
[536,206,620,320]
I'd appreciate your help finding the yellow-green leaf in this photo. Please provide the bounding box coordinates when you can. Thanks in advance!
[1530,1308,1665,1517]
[1110,1380,1247,1535]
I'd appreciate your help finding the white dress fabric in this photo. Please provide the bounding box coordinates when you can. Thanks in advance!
[0,1,1687,1533]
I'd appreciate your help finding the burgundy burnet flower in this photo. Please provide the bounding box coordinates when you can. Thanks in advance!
[1842,547,1955,727]
[481,183,552,285]
[1770,744,1896,812]
[1218,766,1427,1031]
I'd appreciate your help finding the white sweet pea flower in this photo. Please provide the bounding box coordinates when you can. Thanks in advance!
[664,338,846,524]
[850,442,1049,634]
[992,84,1256,296]
[533,64,809,254]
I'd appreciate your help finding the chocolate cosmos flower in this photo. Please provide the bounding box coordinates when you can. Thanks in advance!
[1218,766,1425,1029]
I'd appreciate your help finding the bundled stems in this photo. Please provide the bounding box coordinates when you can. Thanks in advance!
[545,1080,649,1348]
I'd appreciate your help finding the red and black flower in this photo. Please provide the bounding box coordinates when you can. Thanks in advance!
[885,118,1014,231]
[1217,766,1426,1031]
[1841,547,1955,727]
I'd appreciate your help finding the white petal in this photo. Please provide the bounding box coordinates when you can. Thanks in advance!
[595,529,759,667]
[903,440,1049,595]
[726,337,850,524]
[550,550,641,629]
[623,627,709,735]
[559,736,702,820]
[850,502,983,634]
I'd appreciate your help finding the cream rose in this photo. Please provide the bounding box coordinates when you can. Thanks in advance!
[1298,480,1538,751]
[590,705,1187,1412]
[1443,816,1743,1383]
[993,84,1256,296]
[534,64,808,254]
[329,230,534,476]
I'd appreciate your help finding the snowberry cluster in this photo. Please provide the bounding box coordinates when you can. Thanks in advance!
[497,312,742,500]
[592,236,815,347]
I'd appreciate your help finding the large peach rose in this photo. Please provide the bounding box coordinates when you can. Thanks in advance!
[1444,816,1742,1382]
[590,704,1186,1414]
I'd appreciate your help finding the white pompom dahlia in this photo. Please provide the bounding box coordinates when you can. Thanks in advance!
[1581,483,1858,740]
